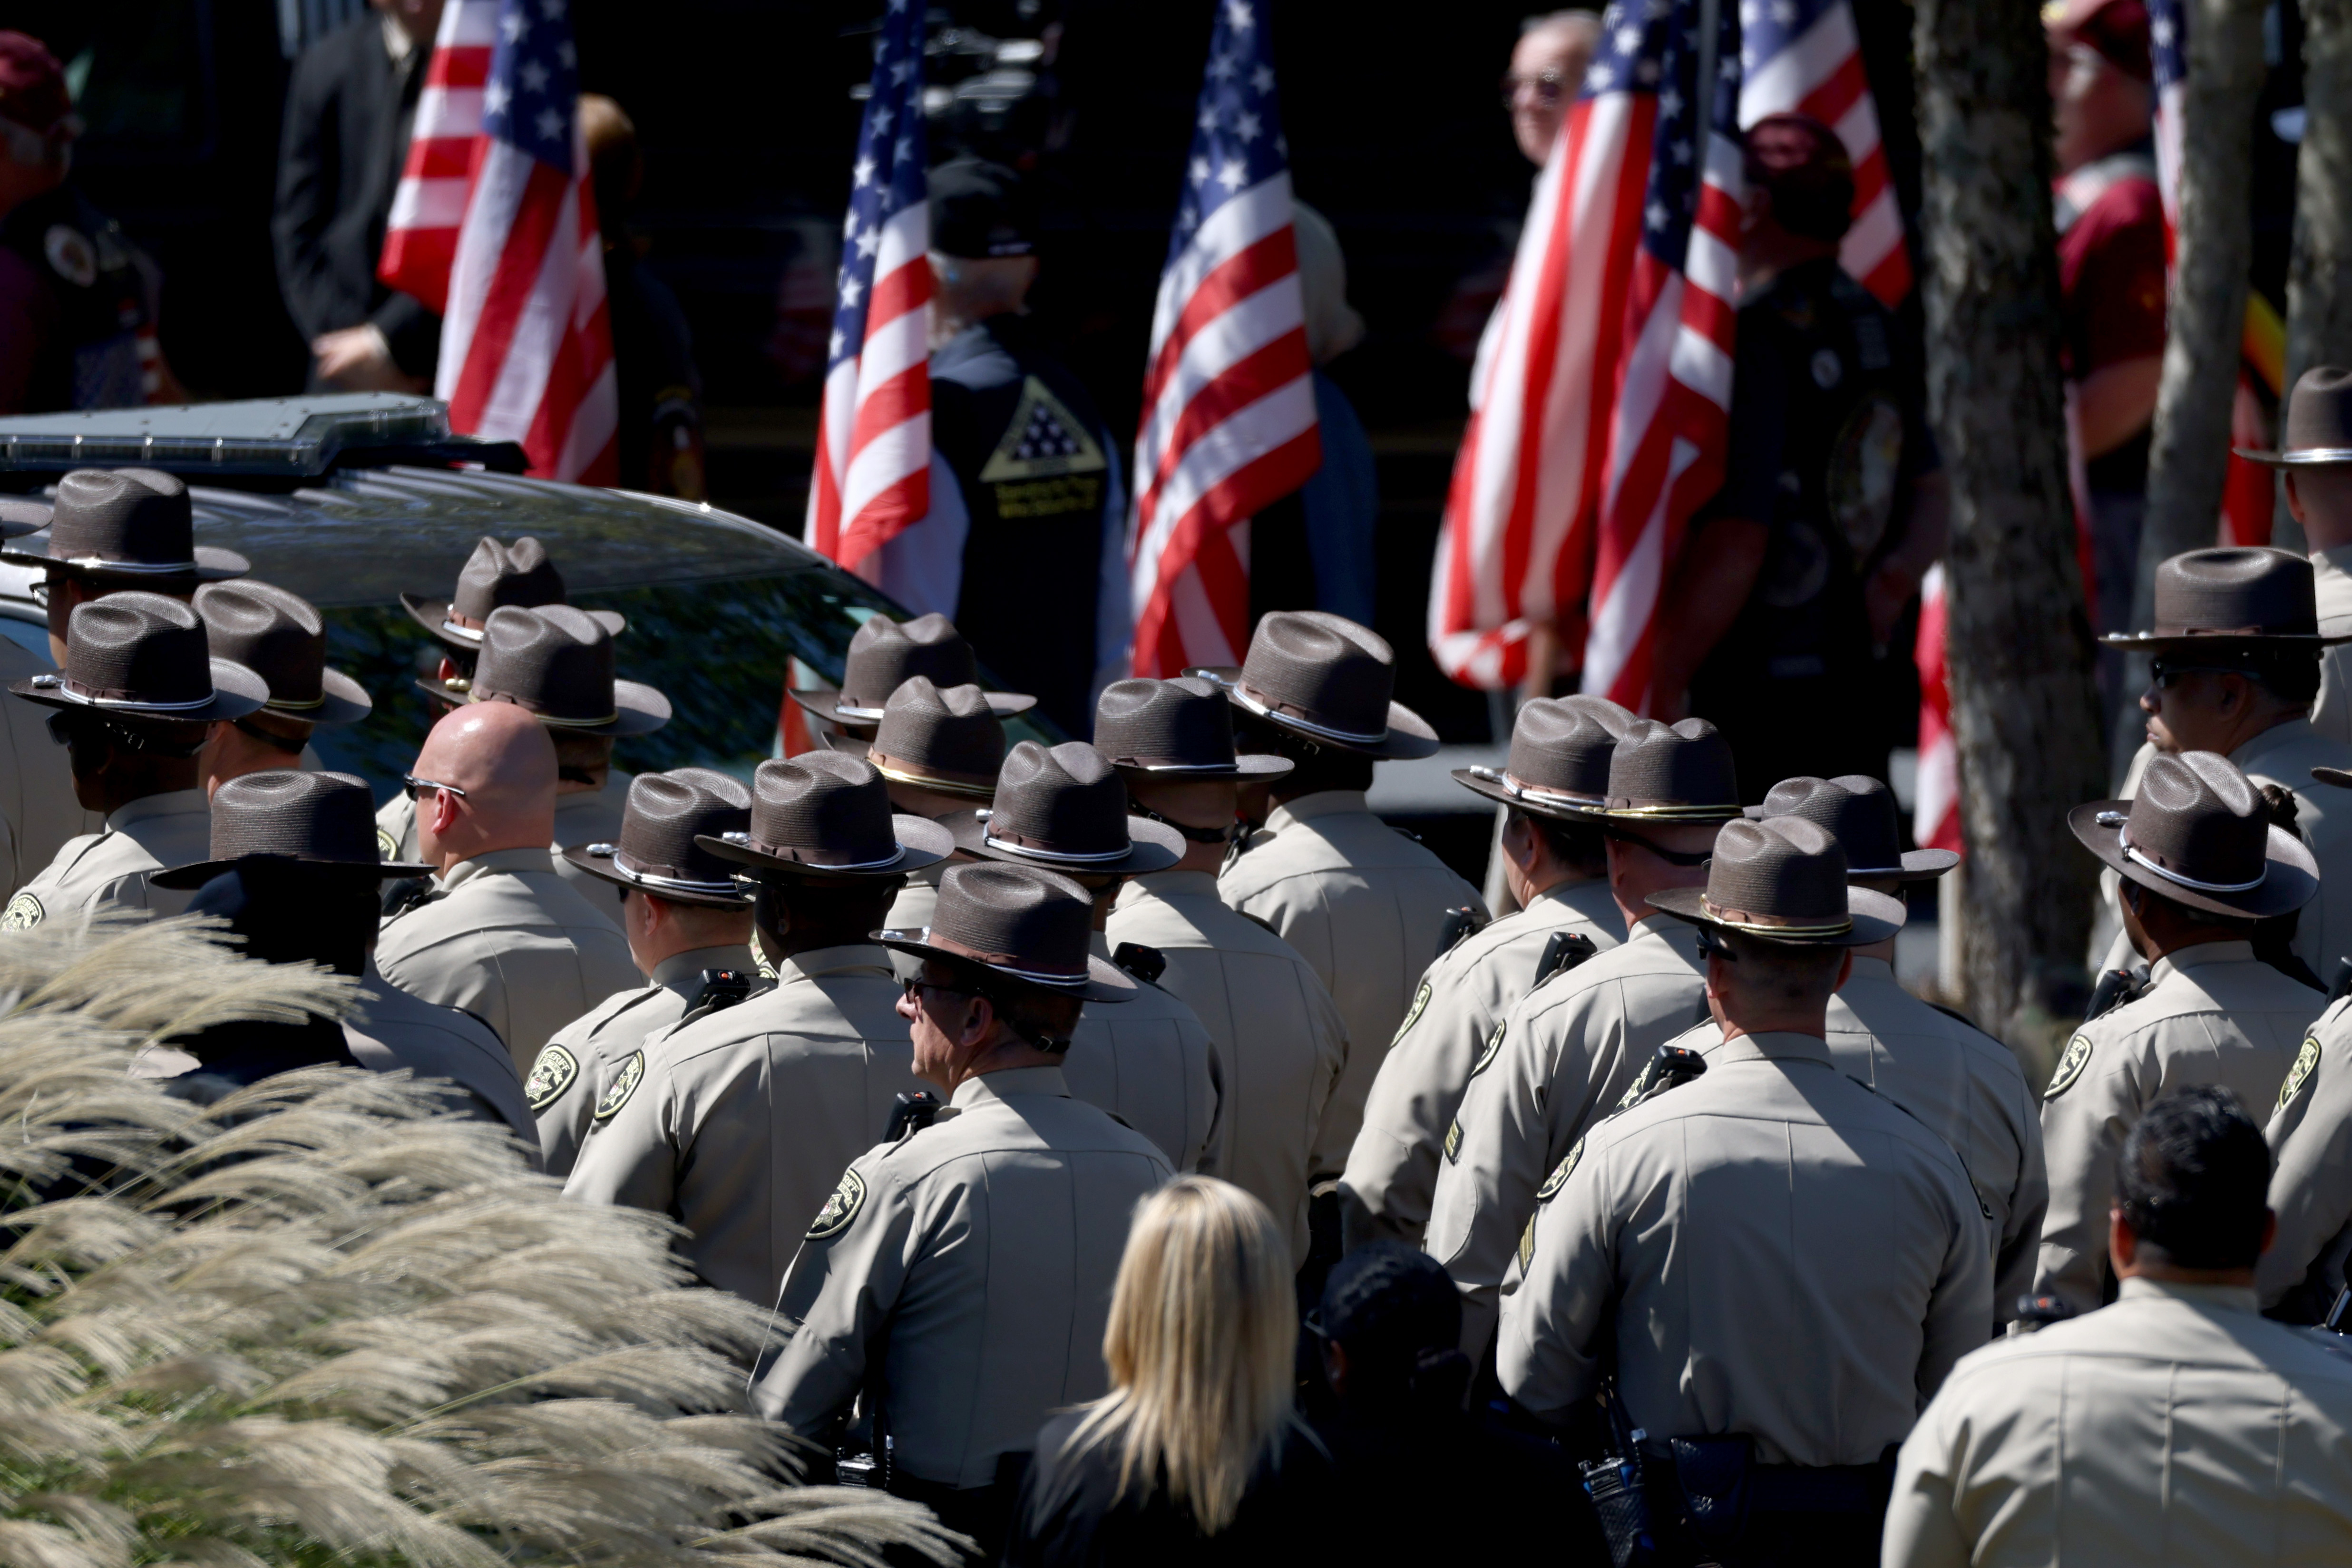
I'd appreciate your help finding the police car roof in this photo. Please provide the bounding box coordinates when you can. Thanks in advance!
[0,394,519,480]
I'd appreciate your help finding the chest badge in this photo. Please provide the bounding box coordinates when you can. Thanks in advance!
[0,891,42,930]
[592,1049,644,1121]
[525,1043,579,1113]
[43,225,97,289]
[808,1167,867,1239]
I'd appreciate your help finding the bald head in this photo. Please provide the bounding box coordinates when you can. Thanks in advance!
[1508,11,1600,165]
[412,702,558,870]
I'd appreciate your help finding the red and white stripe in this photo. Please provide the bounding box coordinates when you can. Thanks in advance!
[1127,174,1320,676]
[1912,564,1960,854]
[806,203,932,574]
[378,3,492,312]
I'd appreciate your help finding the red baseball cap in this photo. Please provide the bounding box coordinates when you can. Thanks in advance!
[2047,0,2153,83]
[0,33,71,136]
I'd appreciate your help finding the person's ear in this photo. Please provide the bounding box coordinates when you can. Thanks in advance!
[2261,1207,2279,1258]
[961,991,995,1049]
[2287,471,2309,525]
[428,785,462,836]
[1834,949,1854,991]
[1320,1338,1349,1398]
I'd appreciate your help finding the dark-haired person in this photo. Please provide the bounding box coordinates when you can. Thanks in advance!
[1890,1086,2352,1567]
[2039,750,2325,1317]
[1649,113,1945,796]
[1339,694,1630,1252]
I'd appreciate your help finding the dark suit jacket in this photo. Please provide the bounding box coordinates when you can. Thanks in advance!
[272,13,439,377]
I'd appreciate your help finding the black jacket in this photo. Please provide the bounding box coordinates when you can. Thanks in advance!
[271,12,439,376]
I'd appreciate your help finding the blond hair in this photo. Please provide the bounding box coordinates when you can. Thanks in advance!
[1070,1177,1298,1535]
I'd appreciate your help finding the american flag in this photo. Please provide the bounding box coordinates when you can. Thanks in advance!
[378,0,617,484]
[1737,0,1909,306]
[1126,0,1320,678]
[804,0,933,574]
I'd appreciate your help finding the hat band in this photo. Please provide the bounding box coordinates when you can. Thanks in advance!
[474,689,619,728]
[1230,682,1388,745]
[611,847,743,897]
[264,690,326,712]
[2151,623,2304,638]
[1468,764,1605,809]
[979,818,1135,866]
[1610,801,1740,818]
[439,618,488,644]
[870,751,996,798]
[62,555,201,575]
[61,677,218,711]
[731,830,906,872]
[2284,447,2352,463]
[921,926,1086,985]
[1700,896,1853,936]
[1109,756,1239,773]
[2118,826,2266,894]
[833,701,887,720]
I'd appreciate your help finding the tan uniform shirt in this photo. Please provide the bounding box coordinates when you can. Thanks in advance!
[884,864,944,933]
[3,787,211,928]
[0,643,94,895]
[563,943,916,1305]
[1218,789,1485,1150]
[752,1065,1172,1490]
[1886,1278,2352,1568]
[527,942,757,1179]
[348,961,539,1159]
[377,771,636,896]
[1500,1030,1991,1463]
[2312,542,2352,749]
[2037,940,2321,1314]
[1338,877,1624,1252]
[374,846,638,1076]
[1107,868,1347,1264]
[2261,993,2352,1319]
[1426,915,1710,1349]
[1064,930,1223,1178]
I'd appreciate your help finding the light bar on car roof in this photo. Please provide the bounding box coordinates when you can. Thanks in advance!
[0,395,518,478]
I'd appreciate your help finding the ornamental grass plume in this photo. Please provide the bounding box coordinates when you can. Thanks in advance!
[0,910,962,1568]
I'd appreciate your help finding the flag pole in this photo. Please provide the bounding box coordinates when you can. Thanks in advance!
[1696,0,1720,135]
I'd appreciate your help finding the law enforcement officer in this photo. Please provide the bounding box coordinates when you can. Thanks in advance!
[526,769,758,1178]
[827,674,1005,932]
[1340,694,1631,1252]
[786,612,1034,745]
[751,862,1172,1550]
[0,468,249,889]
[3,593,264,927]
[1752,774,2048,1321]
[1503,819,1984,1567]
[1209,612,1485,1148]
[944,737,1224,1177]
[1426,718,1739,1352]
[379,537,630,875]
[138,769,535,1148]
[1890,1086,2352,1568]
[2038,750,2324,1316]
[563,753,948,1302]
[2243,367,2352,749]
[1097,677,1349,1268]
[373,701,638,1074]
[191,580,369,795]
[861,159,1125,738]
[2096,547,2352,984]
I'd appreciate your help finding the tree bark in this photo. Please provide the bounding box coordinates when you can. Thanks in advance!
[2122,0,2266,767]
[1913,0,2107,1051]
[2282,0,2352,550]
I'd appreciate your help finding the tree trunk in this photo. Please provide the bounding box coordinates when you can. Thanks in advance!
[1913,0,2107,1049]
[2282,0,2352,550]
[2121,0,2266,768]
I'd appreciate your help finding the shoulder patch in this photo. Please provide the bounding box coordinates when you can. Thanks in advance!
[2281,1036,2323,1111]
[807,1167,867,1240]
[1391,981,1433,1046]
[592,1049,644,1121]
[524,1043,579,1113]
[376,826,400,860]
[2044,1033,2094,1100]
[1471,1018,1506,1078]
[0,890,42,930]
[1537,1136,1585,1202]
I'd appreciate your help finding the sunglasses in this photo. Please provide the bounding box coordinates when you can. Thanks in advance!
[2148,661,2251,691]
[402,773,468,802]
[1695,928,1739,962]
[1500,68,1568,108]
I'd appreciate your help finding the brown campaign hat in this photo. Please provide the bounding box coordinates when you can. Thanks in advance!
[10,591,267,722]
[824,676,1007,800]
[1093,676,1291,779]
[1454,694,1633,819]
[943,741,1183,877]
[400,535,624,652]
[2100,547,2348,650]
[2069,750,2317,921]
[876,861,1135,1002]
[418,605,670,736]
[153,769,436,887]
[0,468,246,581]
[788,613,1034,731]
[1597,717,1744,822]
[697,750,953,878]
[563,768,756,907]
[1647,817,1906,946]
[2237,365,2352,467]
[1747,774,1956,881]
[194,579,371,728]
[1193,611,1439,761]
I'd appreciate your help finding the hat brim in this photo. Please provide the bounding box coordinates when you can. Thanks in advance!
[400,594,627,651]
[695,812,955,879]
[0,500,49,539]
[1452,767,1610,820]
[412,675,672,736]
[1109,751,1295,781]
[1190,666,1443,761]
[11,656,269,723]
[0,539,249,581]
[557,843,753,907]
[1645,884,1907,947]
[2097,629,2352,649]
[789,684,1037,726]
[2234,446,2352,468]
[2067,799,2320,919]
[872,928,1137,1003]
[151,848,439,890]
[821,732,999,799]
[940,808,1185,876]
[1736,805,1959,880]
[2316,767,2352,790]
